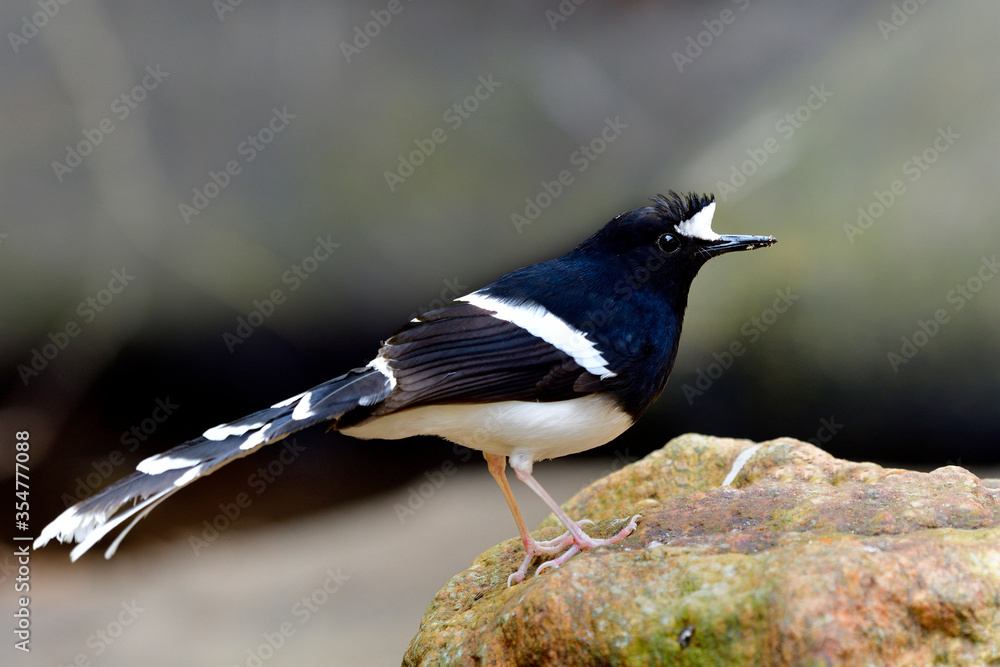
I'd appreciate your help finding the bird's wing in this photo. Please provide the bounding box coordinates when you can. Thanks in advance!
[370,301,605,415]
[35,299,611,560]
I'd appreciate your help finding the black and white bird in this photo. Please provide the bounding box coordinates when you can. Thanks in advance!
[35,192,775,585]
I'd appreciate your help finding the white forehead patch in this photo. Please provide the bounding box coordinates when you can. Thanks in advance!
[674,201,720,241]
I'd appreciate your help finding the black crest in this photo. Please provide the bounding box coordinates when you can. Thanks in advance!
[649,191,715,224]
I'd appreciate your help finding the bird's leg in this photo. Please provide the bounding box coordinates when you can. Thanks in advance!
[509,455,640,578]
[485,453,576,586]
[487,453,641,585]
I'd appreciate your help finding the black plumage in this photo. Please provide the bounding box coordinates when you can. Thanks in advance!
[35,191,775,583]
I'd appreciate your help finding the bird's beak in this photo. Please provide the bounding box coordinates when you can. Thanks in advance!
[703,234,776,257]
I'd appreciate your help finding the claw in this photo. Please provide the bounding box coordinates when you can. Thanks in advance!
[505,514,642,586]
[507,553,532,587]
[535,544,580,576]
[533,529,575,554]
[505,531,574,587]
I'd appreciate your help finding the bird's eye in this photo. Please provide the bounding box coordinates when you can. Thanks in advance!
[656,233,681,255]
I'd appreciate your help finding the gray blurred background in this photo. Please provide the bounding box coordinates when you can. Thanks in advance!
[2,1,998,664]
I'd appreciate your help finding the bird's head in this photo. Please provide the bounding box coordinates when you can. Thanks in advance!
[579,191,776,286]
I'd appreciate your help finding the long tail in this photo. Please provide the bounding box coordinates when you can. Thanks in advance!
[34,365,392,561]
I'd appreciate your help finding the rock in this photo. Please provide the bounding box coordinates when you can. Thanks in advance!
[404,434,1000,666]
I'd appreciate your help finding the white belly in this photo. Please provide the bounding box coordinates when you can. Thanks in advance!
[340,394,633,464]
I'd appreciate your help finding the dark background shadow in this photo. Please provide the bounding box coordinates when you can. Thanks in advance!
[2,1,998,664]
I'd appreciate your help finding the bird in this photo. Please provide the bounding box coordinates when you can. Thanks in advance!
[34,191,776,586]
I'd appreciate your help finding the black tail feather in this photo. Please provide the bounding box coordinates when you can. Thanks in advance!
[34,365,392,560]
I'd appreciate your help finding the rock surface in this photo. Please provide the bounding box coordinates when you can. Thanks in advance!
[404,434,1000,666]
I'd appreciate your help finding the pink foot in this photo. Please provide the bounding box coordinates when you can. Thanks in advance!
[507,514,641,586]
[507,523,584,587]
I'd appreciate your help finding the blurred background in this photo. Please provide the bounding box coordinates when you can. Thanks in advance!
[2,0,998,664]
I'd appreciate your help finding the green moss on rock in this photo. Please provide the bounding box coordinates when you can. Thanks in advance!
[405,435,1000,666]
